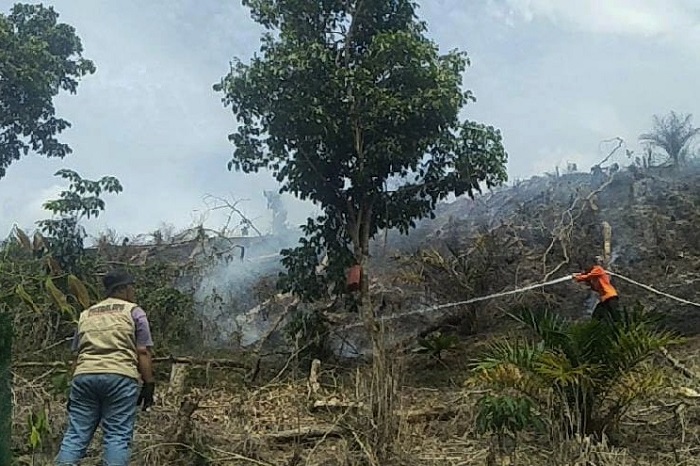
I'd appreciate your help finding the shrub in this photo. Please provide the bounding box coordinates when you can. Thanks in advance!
[476,394,544,453]
[284,308,332,367]
[413,332,459,360]
[471,304,681,439]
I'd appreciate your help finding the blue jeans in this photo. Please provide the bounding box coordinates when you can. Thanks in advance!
[55,374,139,466]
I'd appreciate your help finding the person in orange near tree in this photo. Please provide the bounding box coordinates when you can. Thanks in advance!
[573,256,619,321]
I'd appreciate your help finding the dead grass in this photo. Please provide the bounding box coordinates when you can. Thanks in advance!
[10,338,700,466]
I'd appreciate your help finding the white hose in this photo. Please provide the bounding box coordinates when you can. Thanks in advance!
[608,272,700,309]
[340,270,700,330]
[341,275,572,329]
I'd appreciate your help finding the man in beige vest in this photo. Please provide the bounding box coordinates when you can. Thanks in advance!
[55,271,155,466]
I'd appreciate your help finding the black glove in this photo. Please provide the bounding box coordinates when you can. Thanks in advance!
[137,382,155,411]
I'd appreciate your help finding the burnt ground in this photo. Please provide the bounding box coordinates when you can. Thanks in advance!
[11,326,700,465]
[10,162,700,465]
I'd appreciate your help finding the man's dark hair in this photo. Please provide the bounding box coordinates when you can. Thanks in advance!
[103,270,135,296]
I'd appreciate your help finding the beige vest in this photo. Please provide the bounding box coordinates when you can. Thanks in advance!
[73,297,140,380]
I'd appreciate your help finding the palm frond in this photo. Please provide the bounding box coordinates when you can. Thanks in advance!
[568,319,613,363]
[609,366,665,405]
[473,337,545,372]
[534,351,596,388]
[473,303,683,438]
[471,338,548,395]
[508,308,573,353]
[599,366,666,428]
[639,111,700,163]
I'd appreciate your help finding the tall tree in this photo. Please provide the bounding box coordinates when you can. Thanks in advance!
[639,111,699,167]
[0,3,95,179]
[214,0,508,311]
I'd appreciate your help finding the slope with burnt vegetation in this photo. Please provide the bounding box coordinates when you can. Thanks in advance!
[6,162,700,465]
[375,161,700,339]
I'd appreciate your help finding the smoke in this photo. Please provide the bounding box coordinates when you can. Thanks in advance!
[190,233,299,346]
[182,192,312,347]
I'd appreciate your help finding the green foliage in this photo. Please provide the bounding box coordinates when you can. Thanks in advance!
[476,394,544,448]
[128,262,199,354]
[0,3,95,178]
[0,226,199,358]
[284,308,331,366]
[215,0,508,302]
[639,111,700,166]
[277,215,355,301]
[140,285,196,354]
[49,369,70,398]
[37,169,122,273]
[1,218,195,364]
[26,406,48,451]
[472,305,680,438]
[0,233,101,356]
[0,312,12,464]
[413,332,458,360]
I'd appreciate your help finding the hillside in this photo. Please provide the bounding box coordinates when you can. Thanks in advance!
[372,162,699,329]
[10,161,700,465]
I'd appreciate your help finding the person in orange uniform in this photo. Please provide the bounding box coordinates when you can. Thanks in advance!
[573,256,619,321]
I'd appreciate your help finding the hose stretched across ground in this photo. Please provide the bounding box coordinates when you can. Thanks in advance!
[342,270,700,330]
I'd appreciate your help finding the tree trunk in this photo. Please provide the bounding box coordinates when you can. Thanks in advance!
[354,226,399,463]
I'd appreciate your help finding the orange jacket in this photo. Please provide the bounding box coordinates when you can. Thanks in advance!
[574,265,618,302]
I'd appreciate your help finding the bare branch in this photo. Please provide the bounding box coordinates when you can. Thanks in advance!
[203,194,264,236]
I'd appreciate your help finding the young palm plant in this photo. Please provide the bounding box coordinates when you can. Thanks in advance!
[471,304,681,439]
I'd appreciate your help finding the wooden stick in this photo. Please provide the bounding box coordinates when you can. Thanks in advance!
[660,346,697,380]
[13,356,249,370]
[257,425,345,442]
[311,400,458,422]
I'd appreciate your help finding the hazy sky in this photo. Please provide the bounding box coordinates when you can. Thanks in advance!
[0,0,698,240]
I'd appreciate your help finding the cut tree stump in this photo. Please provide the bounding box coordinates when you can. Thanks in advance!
[159,395,200,462]
[307,359,321,399]
[166,363,189,401]
[167,396,199,443]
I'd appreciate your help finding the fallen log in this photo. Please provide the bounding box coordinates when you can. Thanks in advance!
[12,361,67,369]
[310,399,459,422]
[256,425,345,443]
[155,356,249,369]
[13,355,250,370]
[310,399,365,412]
